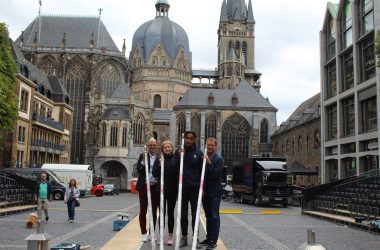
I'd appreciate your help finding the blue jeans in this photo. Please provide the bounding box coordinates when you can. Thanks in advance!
[202,195,221,243]
[67,199,76,220]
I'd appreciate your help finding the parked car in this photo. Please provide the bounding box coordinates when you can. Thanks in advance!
[103,184,119,195]
[91,184,104,197]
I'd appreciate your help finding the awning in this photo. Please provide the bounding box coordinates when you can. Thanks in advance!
[288,161,318,175]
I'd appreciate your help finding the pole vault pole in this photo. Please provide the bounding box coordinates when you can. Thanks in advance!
[174,134,185,250]
[159,157,165,250]
[144,146,156,249]
[191,147,207,250]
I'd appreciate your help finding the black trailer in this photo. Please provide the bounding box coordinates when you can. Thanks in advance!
[232,158,292,207]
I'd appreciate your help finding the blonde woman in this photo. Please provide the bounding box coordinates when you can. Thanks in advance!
[153,140,179,245]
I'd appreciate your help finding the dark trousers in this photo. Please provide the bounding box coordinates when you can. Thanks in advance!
[181,186,199,236]
[67,199,76,220]
[202,195,222,243]
[162,193,177,234]
[139,185,159,234]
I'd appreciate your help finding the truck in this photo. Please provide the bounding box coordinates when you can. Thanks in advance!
[41,164,93,196]
[232,158,292,207]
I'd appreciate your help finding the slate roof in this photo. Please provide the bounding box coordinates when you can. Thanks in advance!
[110,82,131,99]
[274,93,320,135]
[152,110,171,122]
[192,69,219,77]
[11,40,71,104]
[174,79,277,111]
[220,0,255,23]
[101,107,130,120]
[17,15,119,51]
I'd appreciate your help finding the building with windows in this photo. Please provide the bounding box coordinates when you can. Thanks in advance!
[0,41,73,168]
[320,0,379,183]
[12,0,278,189]
[271,94,320,187]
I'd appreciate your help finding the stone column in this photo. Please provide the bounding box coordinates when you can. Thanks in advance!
[185,111,191,131]
[216,110,222,155]
[200,111,206,151]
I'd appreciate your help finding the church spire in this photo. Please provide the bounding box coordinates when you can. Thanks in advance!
[247,0,255,24]
[155,0,170,17]
[220,0,228,23]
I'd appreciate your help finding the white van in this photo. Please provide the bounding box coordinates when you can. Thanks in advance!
[41,164,93,196]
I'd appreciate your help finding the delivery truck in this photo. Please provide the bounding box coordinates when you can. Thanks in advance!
[232,158,292,207]
[41,164,93,196]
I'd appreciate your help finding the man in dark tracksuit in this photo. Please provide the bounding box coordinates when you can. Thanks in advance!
[175,131,204,247]
[200,138,224,250]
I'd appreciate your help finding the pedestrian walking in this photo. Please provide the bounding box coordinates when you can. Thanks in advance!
[136,138,160,242]
[153,140,179,246]
[34,172,53,222]
[64,178,80,223]
[200,138,224,250]
[174,131,204,248]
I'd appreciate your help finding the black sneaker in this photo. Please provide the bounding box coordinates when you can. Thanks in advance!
[45,216,49,222]
[179,236,188,248]
[206,242,217,250]
[200,239,209,245]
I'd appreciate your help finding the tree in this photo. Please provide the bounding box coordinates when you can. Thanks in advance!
[0,23,18,131]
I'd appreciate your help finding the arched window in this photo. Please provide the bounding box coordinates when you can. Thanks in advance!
[153,94,161,108]
[221,113,250,166]
[235,41,240,58]
[100,64,122,97]
[228,40,234,48]
[242,42,247,66]
[122,126,127,147]
[298,136,302,153]
[191,113,201,147]
[205,113,217,140]
[153,56,158,65]
[110,123,118,147]
[227,65,232,76]
[101,123,106,146]
[260,119,268,143]
[133,113,145,145]
[314,130,320,149]
[176,113,186,146]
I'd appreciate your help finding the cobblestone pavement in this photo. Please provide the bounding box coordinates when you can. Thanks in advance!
[0,194,379,249]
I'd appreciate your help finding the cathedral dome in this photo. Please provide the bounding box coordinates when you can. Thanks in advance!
[130,1,191,67]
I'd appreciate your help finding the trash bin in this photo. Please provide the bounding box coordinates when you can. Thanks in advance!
[131,179,138,194]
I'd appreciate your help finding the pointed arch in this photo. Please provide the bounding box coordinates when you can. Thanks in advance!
[191,113,201,146]
[101,123,107,146]
[100,63,122,97]
[37,55,58,75]
[205,113,217,140]
[221,113,250,166]
[133,113,145,145]
[110,123,119,147]
[176,113,186,146]
[242,42,247,66]
[260,118,269,143]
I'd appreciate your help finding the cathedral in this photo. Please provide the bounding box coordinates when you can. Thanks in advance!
[14,0,277,189]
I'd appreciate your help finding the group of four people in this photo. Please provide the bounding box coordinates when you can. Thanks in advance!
[136,131,224,249]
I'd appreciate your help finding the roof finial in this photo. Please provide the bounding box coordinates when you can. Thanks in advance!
[97,8,103,49]
[38,0,42,16]
[122,39,126,55]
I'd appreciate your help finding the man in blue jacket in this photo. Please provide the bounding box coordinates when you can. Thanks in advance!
[176,131,204,247]
[34,172,53,221]
[200,137,224,250]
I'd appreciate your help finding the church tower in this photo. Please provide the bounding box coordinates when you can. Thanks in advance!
[217,0,261,91]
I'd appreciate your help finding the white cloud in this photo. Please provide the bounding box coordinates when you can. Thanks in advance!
[0,0,334,124]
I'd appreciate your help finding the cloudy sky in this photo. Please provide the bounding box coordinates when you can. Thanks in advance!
[1,0,333,124]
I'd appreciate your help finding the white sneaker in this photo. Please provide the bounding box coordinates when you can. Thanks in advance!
[141,234,149,242]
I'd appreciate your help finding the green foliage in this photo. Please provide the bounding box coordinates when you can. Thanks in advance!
[376,31,380,67]
[0,23,18,131]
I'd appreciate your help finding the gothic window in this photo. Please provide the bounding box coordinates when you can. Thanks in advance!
[122,126,127,147]
[228,40,234,48]
[314,130,320,149]
[191,113,201,147]
[260,119,268,143]
[235,41,240,58]
[38,55,57,75]
[205,113,217,140]
[110,123,118,147]
[101,64,122,97]
[153,94,161,108]
[161,56,166,66]
[286,139,290,155]
[153,56,158,65]
[101,123,106,146]
[176,113,186,146]
[242,42,247,66]
[221,113,250,166]
[227,65,232,76]
[298,136,302,152]
[235,65,240,76]
[133,113,145,145]
[306,136,309,153]
[66,57,87,163]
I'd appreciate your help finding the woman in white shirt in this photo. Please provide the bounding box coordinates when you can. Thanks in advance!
[64,179,80,223]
